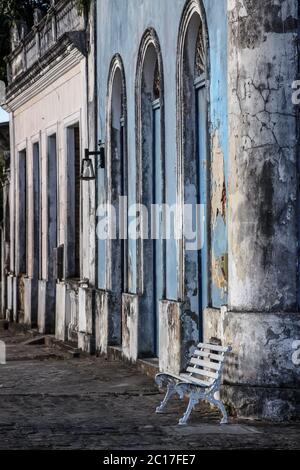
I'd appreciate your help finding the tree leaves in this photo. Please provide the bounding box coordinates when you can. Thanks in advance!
[74,0,90,16]
[0,0,51,83]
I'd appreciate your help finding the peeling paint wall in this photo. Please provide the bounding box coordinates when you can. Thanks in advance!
[159,301,182,375]
[122,293,138,361]
[205,0,229,308]
[95,290,109,354]
[96,0,228,367]
[96,0,228,305]
[211,131,228,305]
[200,0,300,420]
[228,0,299,312]
[96,0,300,420]
[204,308,300,420]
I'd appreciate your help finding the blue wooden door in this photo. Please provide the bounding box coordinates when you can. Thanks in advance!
[153,99,163,356]
[195,79,208,327]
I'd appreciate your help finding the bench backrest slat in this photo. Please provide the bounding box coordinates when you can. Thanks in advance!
[190,357,221,371]
[185,342,231,388]
[187,366,218,380]
[194,350,223,362]
[197,342,228,353]
[180,374,212,388]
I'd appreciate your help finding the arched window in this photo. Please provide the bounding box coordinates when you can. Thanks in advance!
[177,0,209,339]
[106,54,128,346]
[136,29,165,357]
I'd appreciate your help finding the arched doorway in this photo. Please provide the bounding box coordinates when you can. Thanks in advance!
[106,54,128,346]
[136,29,165,357]
[177,1,209,341]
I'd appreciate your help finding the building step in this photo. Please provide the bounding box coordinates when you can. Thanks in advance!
[0,320,9,330]
[107,346,159,379]
[44,335,81,358]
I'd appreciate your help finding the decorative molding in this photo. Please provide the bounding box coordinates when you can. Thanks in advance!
[7,0,84,82]
[4,40,85,112]
[195,24,206,77]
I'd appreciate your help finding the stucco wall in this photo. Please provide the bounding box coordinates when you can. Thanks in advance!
[228,0,299,312]
[12,61,87,280]
[96,0,228,307]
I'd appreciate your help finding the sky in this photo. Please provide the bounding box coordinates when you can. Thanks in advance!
[0,106,8,123]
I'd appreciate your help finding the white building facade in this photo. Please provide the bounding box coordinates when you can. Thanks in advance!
[3,0,96,347]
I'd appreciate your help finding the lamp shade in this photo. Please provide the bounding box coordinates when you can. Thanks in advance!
[81,150,95,180]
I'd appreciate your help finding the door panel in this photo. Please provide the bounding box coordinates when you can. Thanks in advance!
[153,104,162,355]
[196,85,208,314]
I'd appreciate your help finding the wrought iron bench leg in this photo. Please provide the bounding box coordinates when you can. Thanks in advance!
[206,394,228,424]
[156,383,177,414]
[178,392,199,426]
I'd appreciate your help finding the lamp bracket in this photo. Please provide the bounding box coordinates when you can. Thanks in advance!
[85,147,105,169]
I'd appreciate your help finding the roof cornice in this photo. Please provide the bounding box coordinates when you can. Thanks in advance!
[3,32,86,112]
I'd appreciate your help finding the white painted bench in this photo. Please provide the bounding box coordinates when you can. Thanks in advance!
[155,342,231,425]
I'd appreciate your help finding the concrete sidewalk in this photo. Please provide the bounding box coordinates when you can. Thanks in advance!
[0,326,299,450]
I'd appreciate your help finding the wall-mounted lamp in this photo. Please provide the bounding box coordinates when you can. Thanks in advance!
[80,142,105,181]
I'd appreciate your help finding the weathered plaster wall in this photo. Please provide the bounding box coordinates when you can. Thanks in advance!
[23,278,38,327]
[201,0,300,420]
[82,2,97,287]
[122,293,139,361]
[228,0,299,312]
[9,56,88,334]
[95,290,109,353]
[205,0,228,308]
[12,62,86,277]
[204,308,300,419]
[96,1,300,420]
[96,0,228,306]
[159,301,180,374]
[55,282,67,341]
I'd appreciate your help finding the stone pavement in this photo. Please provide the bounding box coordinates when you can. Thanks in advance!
[0,326,299,450]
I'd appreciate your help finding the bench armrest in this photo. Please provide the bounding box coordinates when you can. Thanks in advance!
[155,372,181,388]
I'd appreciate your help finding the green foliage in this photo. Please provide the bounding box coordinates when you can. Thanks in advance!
[0,0,51,83]
[74,0,90,15]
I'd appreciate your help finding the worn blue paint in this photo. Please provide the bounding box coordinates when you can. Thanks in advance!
[211,214,227,306]
[153,100,162,354]
[96,0,228,306]
[205,0,228,307]
[196,78,208,312]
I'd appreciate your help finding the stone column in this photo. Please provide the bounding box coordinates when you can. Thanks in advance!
[228,0,298,312]
[204,0,300,420]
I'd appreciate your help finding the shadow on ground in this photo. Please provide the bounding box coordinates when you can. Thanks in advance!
[0,326,299,450]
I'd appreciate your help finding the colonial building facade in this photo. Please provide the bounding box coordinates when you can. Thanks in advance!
[0,120,10,315]
[2,0,96,341]
[2,0,300,420]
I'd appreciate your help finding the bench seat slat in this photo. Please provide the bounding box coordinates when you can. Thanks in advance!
[194,350,223,361]
[190,357,221,371]
[186,366,218,380]
[179,374,212,388]
[197,342,228,353]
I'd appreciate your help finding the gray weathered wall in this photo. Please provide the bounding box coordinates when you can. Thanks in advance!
[96,0,228,305]
[228,0,299,312]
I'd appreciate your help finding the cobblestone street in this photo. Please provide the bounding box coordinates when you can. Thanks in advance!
[0,325,299,450]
